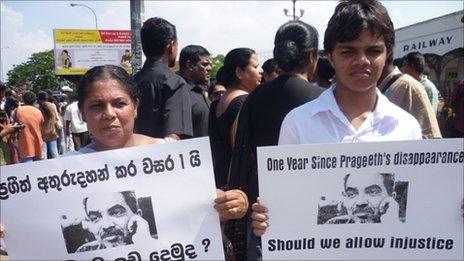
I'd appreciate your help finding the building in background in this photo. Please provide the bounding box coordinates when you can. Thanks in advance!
[393,10,464,105]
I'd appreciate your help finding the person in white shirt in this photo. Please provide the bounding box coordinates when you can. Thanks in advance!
[251,0,422,236]
[278,84,421,144]
[63,94,91,151]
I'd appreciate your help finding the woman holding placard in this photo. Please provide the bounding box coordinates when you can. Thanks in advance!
[70,64,248,221]
[0,65,248,258]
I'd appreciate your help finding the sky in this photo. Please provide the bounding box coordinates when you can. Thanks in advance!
[1,0,463,82]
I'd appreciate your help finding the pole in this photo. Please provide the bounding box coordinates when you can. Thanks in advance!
[292,0,296,21]
[70,3,98,29]
[0,47,10,83]
[130,0,145,74]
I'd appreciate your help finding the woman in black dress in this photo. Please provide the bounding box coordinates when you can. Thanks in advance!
[209,48,262,190]
[228,20,323,260]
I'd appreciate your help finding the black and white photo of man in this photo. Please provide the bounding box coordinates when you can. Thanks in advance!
[319,173,406,225]
[61,190,157,253]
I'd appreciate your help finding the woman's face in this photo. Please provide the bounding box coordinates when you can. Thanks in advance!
[238,53,262,92]
[81,79,137,151]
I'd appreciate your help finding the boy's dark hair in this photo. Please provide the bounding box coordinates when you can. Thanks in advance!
[274,20,319,73]
[324,0,394,58]
[403,51,425,74]
[141,17,177,58]
[179,45,210,73]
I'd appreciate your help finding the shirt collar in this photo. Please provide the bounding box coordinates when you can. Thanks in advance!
[310,83,399,123]
[378,66,401,90]
[142,58,170,70]
[309,84,339,117]
[179,74,207,92]
[374,88,400,122]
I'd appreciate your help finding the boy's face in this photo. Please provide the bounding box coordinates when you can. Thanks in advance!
[327,28,387,93]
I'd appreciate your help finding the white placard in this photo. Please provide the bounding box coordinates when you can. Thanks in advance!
[0,137,224,260]
[257,139,463,260]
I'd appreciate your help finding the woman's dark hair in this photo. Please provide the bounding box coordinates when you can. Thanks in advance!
[141,17,177,58]
[45,89,55,103]
[207,79,216,96]
[222,48,255,88]
[215,66,226,86]
[324,0,394,56]
[273,20,319,73]
[37,91,52,118]
[316,57,335,81]
[77,65,139,109]
[4,96,19,118]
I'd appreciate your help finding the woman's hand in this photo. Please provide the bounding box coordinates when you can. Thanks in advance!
[215,189,249,222]
[0,122,24,138]
[251,197,268,237]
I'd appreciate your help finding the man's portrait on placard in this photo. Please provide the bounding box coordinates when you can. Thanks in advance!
[317,173,408,225]
[60,190,158,253]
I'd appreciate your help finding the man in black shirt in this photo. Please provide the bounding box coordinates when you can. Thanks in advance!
[134,17,193,139]
[179,45,212,137]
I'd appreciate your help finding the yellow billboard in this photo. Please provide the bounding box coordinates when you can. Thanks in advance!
[53,29,132,75]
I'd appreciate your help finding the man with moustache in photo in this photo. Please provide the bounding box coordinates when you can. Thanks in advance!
[326,173,400,224]
[76,191,152,252]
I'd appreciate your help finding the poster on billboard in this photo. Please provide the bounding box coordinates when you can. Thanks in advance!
[53,29,132,75]
[0,137,224,260]
[257,139,463,260]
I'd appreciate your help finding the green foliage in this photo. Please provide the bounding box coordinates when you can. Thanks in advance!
[6,50,61,92]
[210,54,225,80]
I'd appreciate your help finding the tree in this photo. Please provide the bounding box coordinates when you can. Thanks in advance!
[210,54,225,80]
[6,50,61,92]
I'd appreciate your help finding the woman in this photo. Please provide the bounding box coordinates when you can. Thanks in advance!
[70,64,247,220]
[0,66,248,255]
[37,91,60,158]
[61,50,72,69]
[208,48,262,190]
[67,65,162,153]
[227,21,323,259]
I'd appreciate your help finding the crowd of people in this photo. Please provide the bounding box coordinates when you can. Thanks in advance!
[0,0,463,259]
